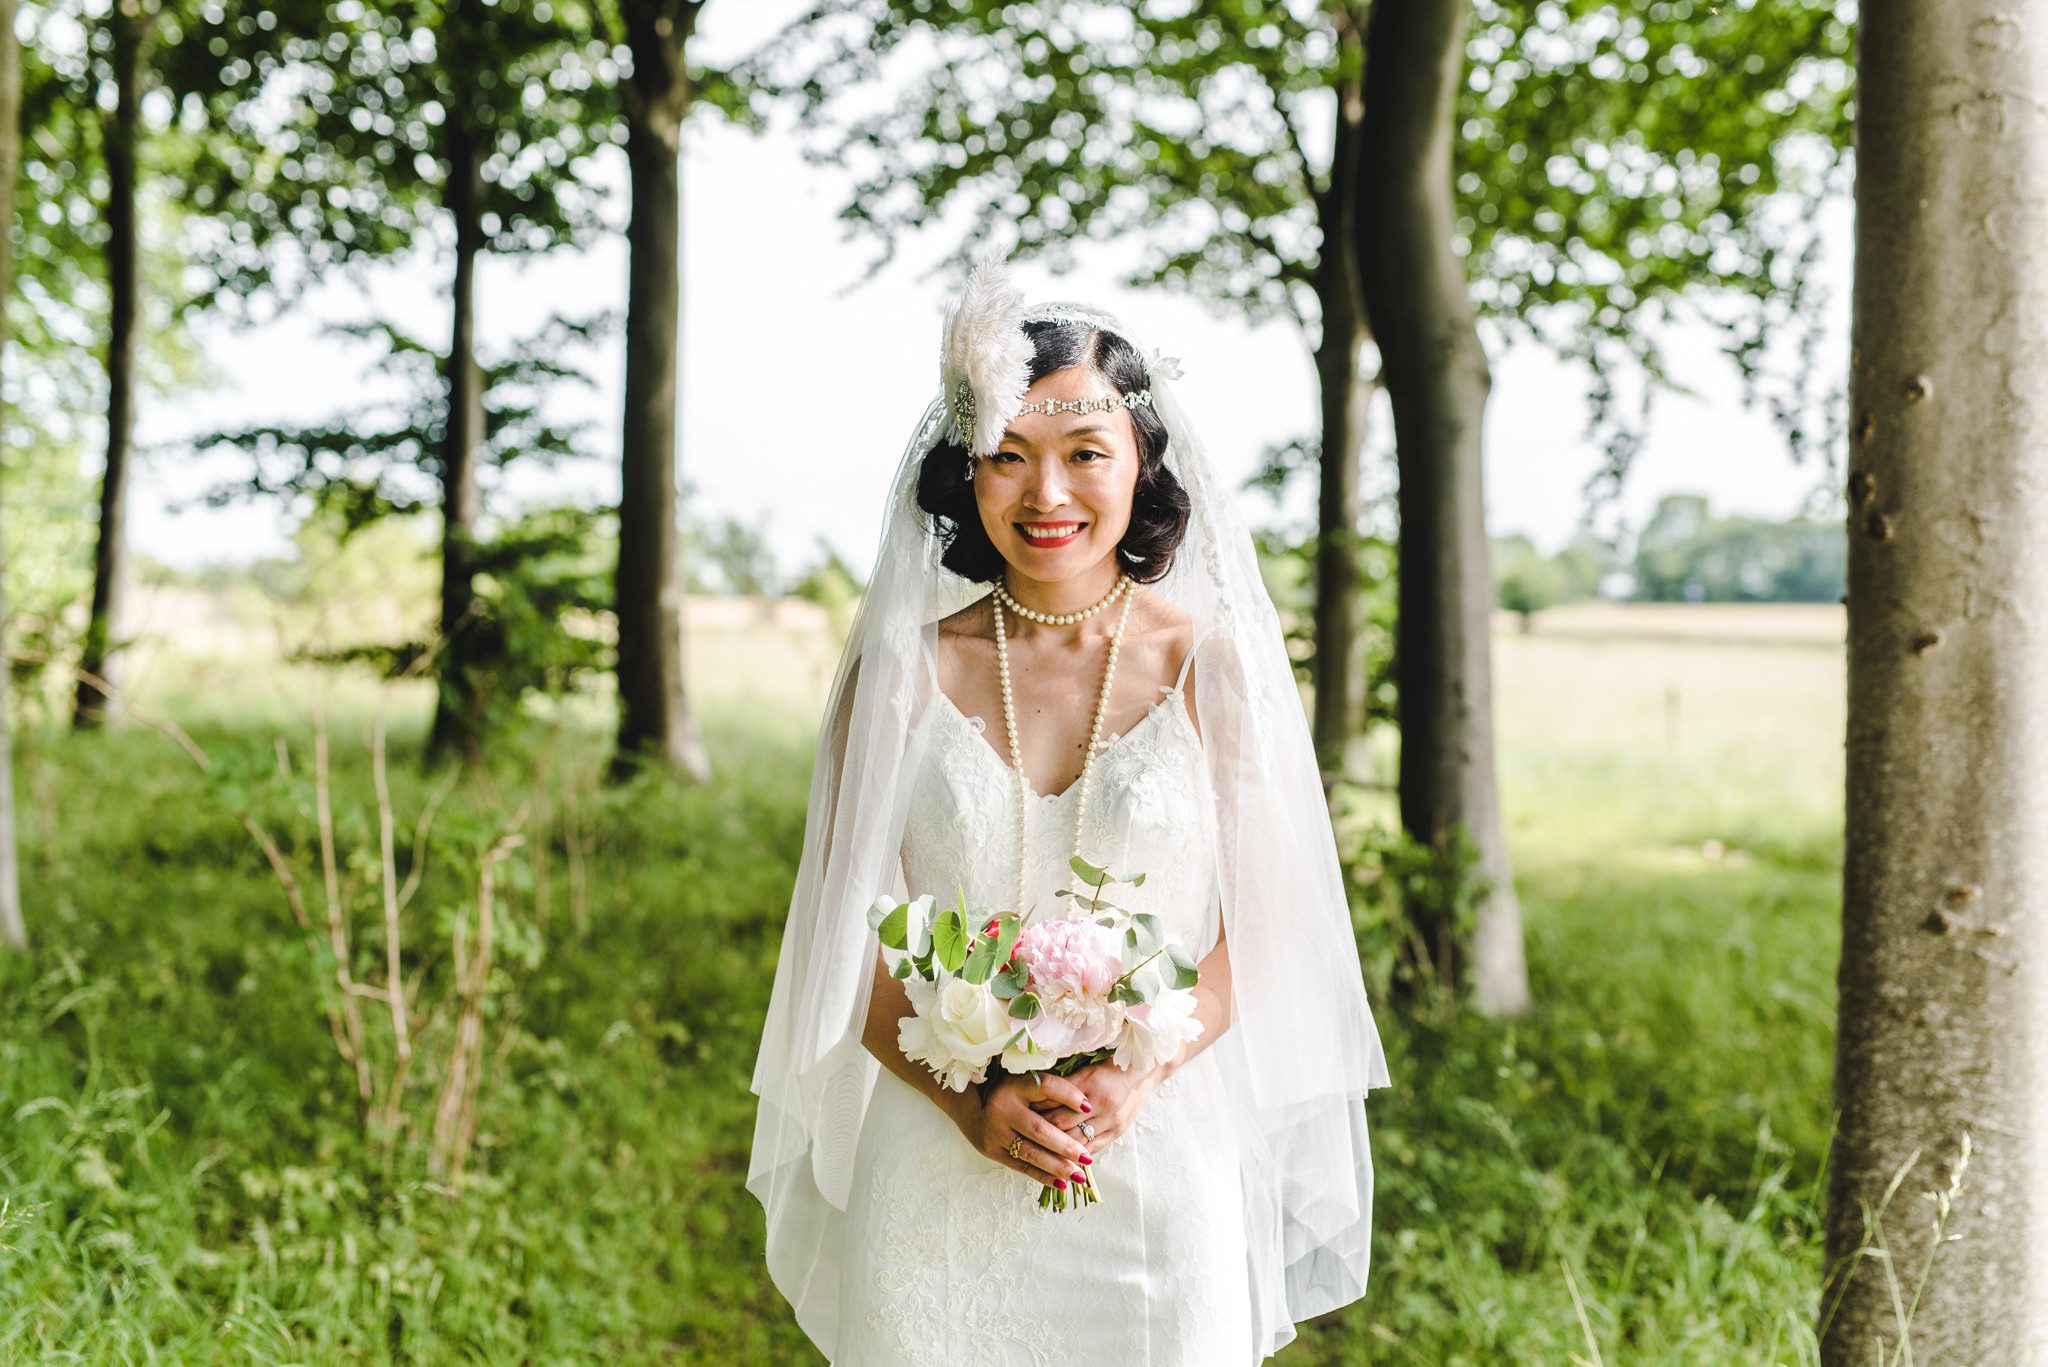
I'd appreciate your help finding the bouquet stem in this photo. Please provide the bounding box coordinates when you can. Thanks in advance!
[1038,1166,1101,1213]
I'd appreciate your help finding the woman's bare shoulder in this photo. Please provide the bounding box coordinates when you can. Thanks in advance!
[936,594,996,641]
[1130,584,1196,656]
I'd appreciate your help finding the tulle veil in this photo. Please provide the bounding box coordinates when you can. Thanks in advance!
[745,296,1393,1361]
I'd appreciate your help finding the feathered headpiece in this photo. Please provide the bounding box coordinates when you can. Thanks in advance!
[939,246,1034,459]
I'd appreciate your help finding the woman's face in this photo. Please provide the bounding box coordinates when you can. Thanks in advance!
[973,365,1142,585]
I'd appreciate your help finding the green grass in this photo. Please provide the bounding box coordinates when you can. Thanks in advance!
[1,615,1842,1363]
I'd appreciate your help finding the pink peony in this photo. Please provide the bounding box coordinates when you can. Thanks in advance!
[1008,916,1127,1061]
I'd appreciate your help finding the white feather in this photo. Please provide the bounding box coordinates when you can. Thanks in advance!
[939,246,1033,456]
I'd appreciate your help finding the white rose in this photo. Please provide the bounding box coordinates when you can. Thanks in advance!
[897,972,1012,1091]
[1112,988,1205,1075]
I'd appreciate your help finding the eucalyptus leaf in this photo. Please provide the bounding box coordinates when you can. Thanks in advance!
[1165,941,1200,989]
[865,894,901,934]
[875,902,910,951]
[1009,991,1041,1020]
[890,956,913,980]
[962,936,998,985]
[906,894,937,958]
[932,909,967,973]
[1069,854,1106,883]
[994,912,1022,965]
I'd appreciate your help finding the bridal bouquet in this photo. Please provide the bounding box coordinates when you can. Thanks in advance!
[867,857,1206,1212]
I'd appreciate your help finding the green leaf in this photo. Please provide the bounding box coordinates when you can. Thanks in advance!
[932,909,967,974]
[1164,941,1200,989]
[1009,992,1041,1021]
[906,894,936,958]
[962,935,998,985]
[890,956,913,980]
[1129,912,1164,957]
[875,902,909,951]
[1069,854,1106,883]
[991,961,1026,1000]
[994,912,1022,965]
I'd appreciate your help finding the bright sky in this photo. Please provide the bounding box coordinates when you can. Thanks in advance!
[129,2,1850,579]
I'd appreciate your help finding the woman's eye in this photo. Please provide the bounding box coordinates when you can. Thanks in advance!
[1072,450,1106,462]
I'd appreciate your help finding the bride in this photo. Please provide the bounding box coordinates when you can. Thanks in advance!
[747,252,1392,1364]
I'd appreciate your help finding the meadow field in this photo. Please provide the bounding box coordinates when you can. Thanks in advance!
[0,600,1846,1363]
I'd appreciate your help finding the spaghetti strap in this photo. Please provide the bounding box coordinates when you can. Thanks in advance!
[1173,622,1222,693]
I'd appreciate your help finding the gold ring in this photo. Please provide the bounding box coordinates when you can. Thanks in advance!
[1006,1134,1025,1160]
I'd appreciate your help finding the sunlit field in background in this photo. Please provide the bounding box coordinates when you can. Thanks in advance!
[1,597,1845,1364]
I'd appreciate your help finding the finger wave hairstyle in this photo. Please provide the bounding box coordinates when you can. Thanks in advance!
[917,318,1192,585]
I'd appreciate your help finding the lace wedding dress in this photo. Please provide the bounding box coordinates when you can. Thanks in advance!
[833,634,1256,1365]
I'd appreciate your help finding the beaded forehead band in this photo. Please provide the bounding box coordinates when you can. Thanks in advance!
[960,390,1154,479]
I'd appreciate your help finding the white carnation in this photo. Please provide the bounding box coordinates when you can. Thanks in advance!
[1112,989,1205,1075]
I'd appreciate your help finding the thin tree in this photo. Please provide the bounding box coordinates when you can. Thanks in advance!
[26,0,298,727]
[0,0,26,950]
[191,0,616,761]
[1355,0,1524,1014]
[604,0,714,783]
[69,0,155,727]
[1822,0,2048,1356]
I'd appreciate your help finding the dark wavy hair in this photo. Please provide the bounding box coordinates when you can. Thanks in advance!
[917,319,1191,584]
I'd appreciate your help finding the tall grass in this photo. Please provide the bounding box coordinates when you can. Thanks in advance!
[1,614,1842,1363]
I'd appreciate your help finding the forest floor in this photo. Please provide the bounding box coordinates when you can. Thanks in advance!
[0,604,1845,1364]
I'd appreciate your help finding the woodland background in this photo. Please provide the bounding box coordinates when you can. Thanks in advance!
[0,0,1967,1362]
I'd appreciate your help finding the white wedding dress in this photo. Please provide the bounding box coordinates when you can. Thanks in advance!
[833,639,1255,1365]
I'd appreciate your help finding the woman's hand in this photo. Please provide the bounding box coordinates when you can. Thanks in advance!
[1030,1059,1161,1156]
[956,1071,1098,1191]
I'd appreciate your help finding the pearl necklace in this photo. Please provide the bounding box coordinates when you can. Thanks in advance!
[992,574,1138,916]
[995,571,1130,626]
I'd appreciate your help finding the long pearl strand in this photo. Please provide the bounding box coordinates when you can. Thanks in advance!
[992,573,1138,917]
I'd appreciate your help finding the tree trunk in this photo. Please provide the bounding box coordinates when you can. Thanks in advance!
[1310,34,1374,784]
[74,3,146,730]
[0,0,25,950]
[1353,0,1528,1016]
[427,118,487,763]
[610,0,712,784]
[1823,1,2048,1357]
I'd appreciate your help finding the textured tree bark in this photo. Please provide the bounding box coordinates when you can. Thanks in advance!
[1353,0,1527,1016]
[610,0,712,785]
[74,2,148,730]
[427,118,487,762]
[1823,2,2048,1358]
[0,0,25,949]
[1310,31,1375,784]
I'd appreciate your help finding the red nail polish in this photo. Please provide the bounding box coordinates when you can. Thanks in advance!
[1071,1170,1084,1181]
[1081,1101,1093,1112]
[1079,1153,1092,1164]
[1055,1178,1067,1190]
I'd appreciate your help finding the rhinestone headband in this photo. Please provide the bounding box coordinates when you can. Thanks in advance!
[963,390,1155,479]
[1016,391,1153,418]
